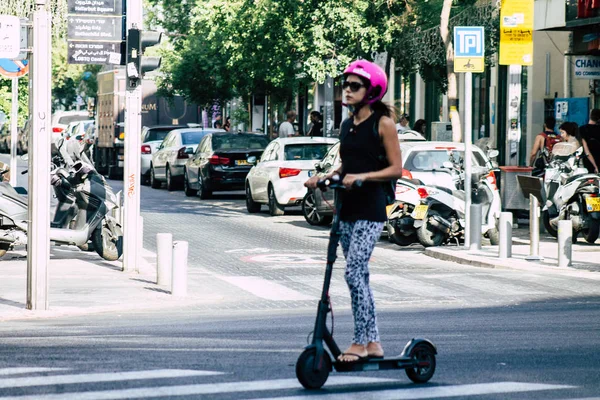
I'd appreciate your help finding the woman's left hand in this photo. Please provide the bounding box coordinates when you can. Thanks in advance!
[343,173,367,189]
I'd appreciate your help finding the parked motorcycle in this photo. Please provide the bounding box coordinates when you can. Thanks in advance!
[413,156,501,247]
[0,161,123,260]
[386,177,422,246]
[541,142,600,243]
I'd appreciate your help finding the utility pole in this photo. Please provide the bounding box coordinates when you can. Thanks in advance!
[27,0,51,310]
[122,0,162,272]
[122,0,143,272]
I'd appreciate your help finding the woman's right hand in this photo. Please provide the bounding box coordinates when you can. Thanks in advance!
[304,175,320,189]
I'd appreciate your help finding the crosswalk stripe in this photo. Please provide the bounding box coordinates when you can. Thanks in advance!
[0,369,223,389]
[0,377,395,400]
[219,276,314,301]
[370,275,457,297]
[251,381,575,400]
[0,368,69,376]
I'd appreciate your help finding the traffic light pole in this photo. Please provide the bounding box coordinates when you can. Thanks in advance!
[122,0,143,272]
[27,0,51,310]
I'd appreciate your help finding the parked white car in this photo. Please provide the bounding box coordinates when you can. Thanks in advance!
[150,128,225,190]
[245,136,338,216]
[400,141,498,190]
[141,125,182,185]
[51,111,90,144]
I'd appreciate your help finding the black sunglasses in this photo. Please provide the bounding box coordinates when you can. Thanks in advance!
[342,81,365,92]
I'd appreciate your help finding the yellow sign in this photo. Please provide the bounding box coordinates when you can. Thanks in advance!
[499,0,534,65]
[454,57,485,73]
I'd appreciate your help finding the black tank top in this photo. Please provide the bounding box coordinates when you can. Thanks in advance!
[339,113,387,222]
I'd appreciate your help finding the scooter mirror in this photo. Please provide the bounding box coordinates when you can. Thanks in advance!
[487,150,499,159]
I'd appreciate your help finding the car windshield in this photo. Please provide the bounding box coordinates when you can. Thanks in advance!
[284,143,332,161]
[181,131,210,145]
[145,128,175,143]
[407,149,486,171]
[212,134,269,150]
[58,115,89,125]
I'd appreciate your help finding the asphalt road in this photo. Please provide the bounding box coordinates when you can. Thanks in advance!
[0,167,599,399]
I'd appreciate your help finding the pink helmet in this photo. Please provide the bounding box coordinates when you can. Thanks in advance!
[343,59,388,105]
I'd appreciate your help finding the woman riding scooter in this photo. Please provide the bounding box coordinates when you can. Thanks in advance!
[305,59,403,363]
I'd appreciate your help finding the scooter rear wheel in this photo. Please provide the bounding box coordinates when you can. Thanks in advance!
[296,349,331,390]
[405,343,436,383]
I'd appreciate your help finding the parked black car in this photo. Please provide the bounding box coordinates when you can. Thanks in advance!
[183,132,270,198]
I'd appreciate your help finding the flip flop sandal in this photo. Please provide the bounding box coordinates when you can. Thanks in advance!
[337,352,368,363]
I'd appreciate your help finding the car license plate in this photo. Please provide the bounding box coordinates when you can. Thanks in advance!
[412,204,428,220]
[235,159,250,166]
[308,170,314,177]
[585,196,600,212]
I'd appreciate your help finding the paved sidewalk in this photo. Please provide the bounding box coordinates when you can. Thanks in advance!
[425,224,600,276]
[0,245,224,322]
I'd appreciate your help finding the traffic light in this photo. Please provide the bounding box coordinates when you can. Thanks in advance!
[126,28,162,90]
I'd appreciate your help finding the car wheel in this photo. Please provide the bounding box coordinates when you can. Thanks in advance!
[166,165,176,192]
[246,184,261,213]
[183,169,197,197]
[302,191,327,225]
[198,177,212,200]
[150,165,161,189]
[268,185,285,216]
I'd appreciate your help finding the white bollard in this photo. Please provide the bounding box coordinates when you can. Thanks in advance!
[525,195,544,261]
[156,233,173,286]
[469,204,482,251]
[171,240,189,297]
[557,220,573,267]
[498,212,513,259]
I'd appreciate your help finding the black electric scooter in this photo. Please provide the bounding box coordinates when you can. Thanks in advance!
[295,176,437,390]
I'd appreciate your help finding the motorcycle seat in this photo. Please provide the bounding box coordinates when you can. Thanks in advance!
[0,183,27,204]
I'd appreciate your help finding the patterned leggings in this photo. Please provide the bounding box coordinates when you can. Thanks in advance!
[340,220,384,346]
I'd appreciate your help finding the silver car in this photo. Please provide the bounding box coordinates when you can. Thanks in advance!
[150,128,225,190]
[141,125,182,185]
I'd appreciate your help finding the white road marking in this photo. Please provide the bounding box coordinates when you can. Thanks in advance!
[0,368,69,376]
[0,369,223,389]
[371,275,457,297]
[252,381,575,400]
[219,276,314,301]
[0,377,396,400]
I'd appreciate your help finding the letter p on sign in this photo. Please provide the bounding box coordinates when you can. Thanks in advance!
[454,27,485,58]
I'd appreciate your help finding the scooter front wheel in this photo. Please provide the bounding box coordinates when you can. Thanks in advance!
[296,349,331,390]
[405,343,436,383]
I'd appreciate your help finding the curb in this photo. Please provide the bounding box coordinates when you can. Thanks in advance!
[424,246,600,279]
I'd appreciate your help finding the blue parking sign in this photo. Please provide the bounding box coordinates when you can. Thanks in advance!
[454,27,484,58]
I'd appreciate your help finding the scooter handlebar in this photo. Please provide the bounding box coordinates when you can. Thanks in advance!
[317,175,363,191]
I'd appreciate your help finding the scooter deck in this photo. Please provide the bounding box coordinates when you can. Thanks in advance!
[333,355,416,372]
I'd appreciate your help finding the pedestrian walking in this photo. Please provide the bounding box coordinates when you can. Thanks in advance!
[305,59,402,363]
[306,111,323,137]
[579,108,600,173]
[529,116,561,174]
[559,121,598,173]
[213,115,222,129]
[278,110,296,138]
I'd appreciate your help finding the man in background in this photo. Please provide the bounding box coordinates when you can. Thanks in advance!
[580,108,600,173]
[396,114,410,132]
[306,111,323,136]
[278,110,296,138]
